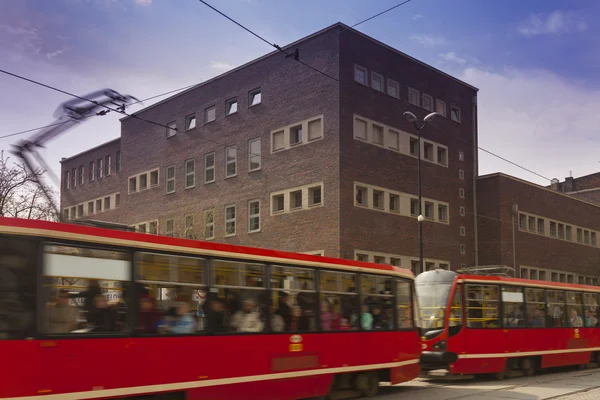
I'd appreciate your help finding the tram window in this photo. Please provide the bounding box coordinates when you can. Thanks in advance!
[583,293,599,327]
[465,285,500,328]
[0,236,37,340]
[396,279,413,329]
[270,266,317,332]
[135,252,206,335]
[211,260,266,333]
[42,244,130,335]
[546,290,566,327]
[501,286,525,328]
[447,284,463,336]
[566,291,584,328]
[319,271,358,331]
[360,274,394,330]
[525,288,546,328]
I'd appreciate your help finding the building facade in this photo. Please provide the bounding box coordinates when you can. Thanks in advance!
[59,23,479,274]
[477,173,600,284]
[549,173,600,205]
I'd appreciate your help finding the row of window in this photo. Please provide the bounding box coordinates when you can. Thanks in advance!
[37,241,414,338]
[64,152,121,190]
[353,250,454,273]
[518,212,598,248]
[353,64,461,123]
[63,192,121,220]
[167,88,262,138]
[271,115,324,153]
[271,183,324,215]
[353,115,449,167]
[463,283,600,329]
[520,266,598,286]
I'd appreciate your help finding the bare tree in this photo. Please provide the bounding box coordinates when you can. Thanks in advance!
[0,150,58,221]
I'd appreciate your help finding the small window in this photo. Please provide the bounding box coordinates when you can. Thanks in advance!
[566,225,572,241]
[166,165,175,194]
[373,190,384,210]
[390,258,401,267]
[290,190,302,209]
[307,118,323,141]
[423,142,434,161]
[139,174,148,190]
[248,138,261,172]
[104,196,110,210]
[438,204,448,222]
[272,194,285,213]
[204,106,216,123]
[225,98,238,115]
[592,232,597,247]
[272,130,285,151]
[204,153,215,183]
[248,200,260,233]
[424,201,434,219]
[150,170,159,186]
[77,204,84,217]
[422,94,434,111]
[451,106,461,123]
[388,129,400,150]
[460,245,466,254]
[528,216,536,233]
[460,226,466,236]
[184,215,195,239]
[387,79,399,98]
[97,158,103,179]
[355,186,368,206]
[372,124,384,145]
[185,114,196,130]
[408,88,419,106]
[356,253,369,262]
[354,65,367,85]
[537,218,545,234]
[577,228,583,243]
[77,165,84,185]
[460,206,465,216]
[410,198,419,216]
[89,161,95,182]
[249,88,262,106]
[409,137,418,155]
[149,221,158,235]
[459,151,464,161]
[225,147,237,178]
[436,99,446,117]
[290,125,302,146]
[185,159,195,189]
[557,223,565,239]
[437,147,447,165]
[308,186,322,206]
[165,219,174,237]
[459,188,465,198]
[354,118,367,140]
[129,177,137,193]
[373,256,386,264]
[96,199,102,212]
[64,171,70,190]
[459,169,465,180]
[71,168,76,188]
[371,72,384,92]
[224,205,236,236]
[166,121,176,138]
[389,194,400,213]
[204,209,214,239]
[550,222,558,238]
[87,202,94,215]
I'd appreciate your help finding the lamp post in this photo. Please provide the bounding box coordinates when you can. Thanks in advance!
[403,111,438,276]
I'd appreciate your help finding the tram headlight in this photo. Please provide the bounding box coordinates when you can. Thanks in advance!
[432,340,446,350]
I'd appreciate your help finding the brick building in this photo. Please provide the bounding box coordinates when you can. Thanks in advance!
[477,173,600,283]
[59,22,479,274]
[548,173,600,205]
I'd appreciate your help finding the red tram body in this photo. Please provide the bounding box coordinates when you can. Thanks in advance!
[416,269,600,379]
[0,217,421,400]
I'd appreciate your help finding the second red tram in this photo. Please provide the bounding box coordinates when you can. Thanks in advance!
[416,269,600,379]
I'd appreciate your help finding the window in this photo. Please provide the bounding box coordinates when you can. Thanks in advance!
[388,129,400,150]
[583,293,598,327]
[204,153,215,183]
[247,138,262,172]
[290,125,302,146]
[204,106,216,123]
[354,65,367,85]
[129,177,137,193]
[248,200,260,233]
[550,222,558,238]
[320,271,358,331]
[354,118,367,141]
[460,245,466,254]
[71,168,76,188]
[185,114,196,130]
[139,174,148,190]
[438,204,448,222]
[270,266,317,332]
[356,186,368,206]
[307,118,323,141]
[389,194,400,213]
[166,121,176,138]
[558,223,565,239]
[450,105,461,123]
[460,206,465,216]
[423,142,434,161]
[96,199,102,212]
[501,286,525,328]
[88,202,94,215]
[547,290,565,327]
[387,79,399,98]
[371,72,383,92]
[390,258,401,267]
[437,147,447,165]
[104,196,110,210]
[372,124,384,145]
[77,204,84,217]
[249,88,262,106]
[290,190,302,209]
[78,165,84,185]
[225,147,237,178]
[459,151,464,161]
[459,169,464,180]
[184,215,195,239]
[409,137,418,156]
[466,285,500,328]
[166,165,175,194]
[225,205,236,236]
[149,221,158,235]
[360,274,394,330]
[459,188,465,198]
[204,209,214,239]
[308,185,322,206]
[356,253,369,262]
[408,88,419,106]
[89,161,95,182]
[272,130,285,151]
[566,225,573,241]
[592,232,597,247]
[225,98,238,115]
[373,190,384,210]
[150,170,158,186]
[577,228,583,243]
[436,99,446,117]
[185,159,195,189]
[165,218,174,237]
[105,155,111,176]
[422,94,434,111]
[272,194,285,213]
[135,252,205,334]
[460,226,466,236]
[424,201,434,219]
[410,198,419,216]
[63,209,69,220]
[116,151,121,172]
[97,158,103,179]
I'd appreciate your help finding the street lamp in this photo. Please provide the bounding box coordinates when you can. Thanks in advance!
[403,111,438,276]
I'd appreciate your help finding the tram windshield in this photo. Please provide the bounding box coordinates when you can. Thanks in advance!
[414,270,457,333]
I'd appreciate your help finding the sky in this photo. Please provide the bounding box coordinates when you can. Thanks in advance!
[1,0,600,189]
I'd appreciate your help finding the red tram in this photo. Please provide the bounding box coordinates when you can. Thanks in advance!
[416,269,600,379]
[0,216,421,400]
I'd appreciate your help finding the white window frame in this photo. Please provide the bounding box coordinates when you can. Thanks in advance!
[248,200,261,233]
[270,182,324,215]
[225,146,237,178]
[387,79,400,98]
[451,105,461,123]
[249,88,262,107]
[204,152,215,184]
[185,114,196,130]
[204,105,216,124]
[166,121,177,138]
[166,164,175,194]
[185,159,195,189]
[89,161,95,182]
[105,155,111,176]
[225,98,238,115]
[422,94,434,111]
[248,138,261,172]
[224,204,236,236]
[78,165,84,186]
[371,71,384,92]
[204,209,215,240]
[354,64,368,85]
[459,188,465,198]
[408,87,420,106]
[459,151,464,161]
[436,99,446,117]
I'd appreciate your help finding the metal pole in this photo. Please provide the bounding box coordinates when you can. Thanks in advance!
[417,127,423,276]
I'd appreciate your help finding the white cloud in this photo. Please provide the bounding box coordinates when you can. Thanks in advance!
[518,10,587,36]
[411,14,424,21]
[454,67,600,185]
[410,34,450,47]
[439,52,466,64]
[210,60,235,71]
[46,49,64,59]
[134,0,152,5]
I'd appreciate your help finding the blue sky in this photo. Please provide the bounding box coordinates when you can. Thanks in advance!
[1,0,599,188]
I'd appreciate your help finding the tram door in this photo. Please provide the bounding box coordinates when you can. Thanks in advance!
[446,284,465,351]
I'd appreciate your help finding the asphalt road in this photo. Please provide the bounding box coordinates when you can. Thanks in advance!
[376,367,600,399]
